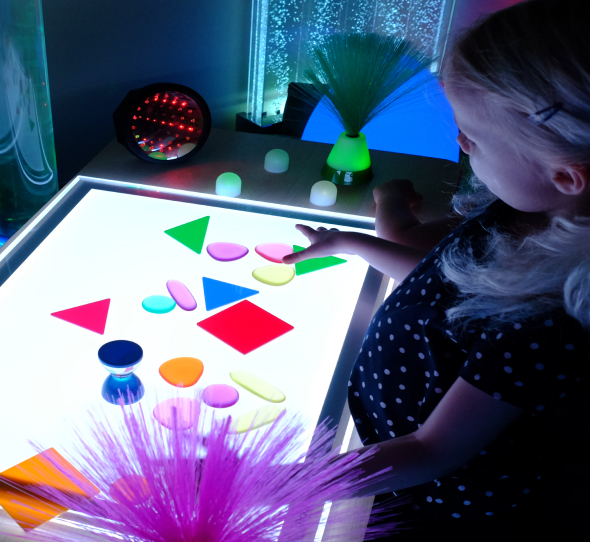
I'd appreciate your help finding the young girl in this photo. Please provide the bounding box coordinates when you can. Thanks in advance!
[284,0,590,539]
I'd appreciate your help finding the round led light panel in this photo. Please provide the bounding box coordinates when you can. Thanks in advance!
[113,83,211,164]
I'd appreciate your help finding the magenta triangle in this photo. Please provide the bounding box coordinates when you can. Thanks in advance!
[51,299,111,334]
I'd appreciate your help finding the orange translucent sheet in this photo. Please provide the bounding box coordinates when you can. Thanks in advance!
[0,448,99,531]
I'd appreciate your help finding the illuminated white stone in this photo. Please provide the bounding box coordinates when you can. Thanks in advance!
[310,180,337,206]
[215,172,241,197]
[264,149,289,173]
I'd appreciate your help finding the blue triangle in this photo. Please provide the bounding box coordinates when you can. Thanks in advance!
[202,277,259,311]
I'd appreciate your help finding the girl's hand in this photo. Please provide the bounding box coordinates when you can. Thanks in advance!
[373,179,423,208]
[282,224,350,264]
[284,225,429,282]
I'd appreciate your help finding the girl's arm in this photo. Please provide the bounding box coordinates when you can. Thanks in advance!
[345,377,524,497]
[374,180,463,252]
[283,180,463,281]
[282,225,428,283]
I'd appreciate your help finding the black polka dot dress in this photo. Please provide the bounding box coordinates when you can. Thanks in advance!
[348,200,590,531]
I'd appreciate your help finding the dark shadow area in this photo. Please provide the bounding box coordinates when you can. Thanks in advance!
[43,0,250,186]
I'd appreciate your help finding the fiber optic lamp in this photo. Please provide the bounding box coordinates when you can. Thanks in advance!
[113,82,211,164]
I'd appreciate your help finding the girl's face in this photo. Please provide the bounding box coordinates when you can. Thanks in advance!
[445,83,567,215]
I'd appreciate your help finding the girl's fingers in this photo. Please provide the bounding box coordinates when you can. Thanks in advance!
[288,224,337,263]
[282,250,304,264]
[294,224,316,238]
[295,223,334,242]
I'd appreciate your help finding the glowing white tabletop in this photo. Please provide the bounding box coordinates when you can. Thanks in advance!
[0,177,386,474]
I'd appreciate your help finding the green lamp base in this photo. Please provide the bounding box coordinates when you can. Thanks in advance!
[321,131,374,185]
[321,163,374,185]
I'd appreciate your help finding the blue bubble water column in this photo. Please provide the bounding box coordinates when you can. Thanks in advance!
[245,0,457,129]
[0,0,58,238]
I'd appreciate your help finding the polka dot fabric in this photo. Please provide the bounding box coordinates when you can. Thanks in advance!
[460,319,586,415]
[348,200,590,528]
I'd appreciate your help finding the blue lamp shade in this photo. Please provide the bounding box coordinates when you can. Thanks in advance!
[302,70,460,163]
[113,83,211,164]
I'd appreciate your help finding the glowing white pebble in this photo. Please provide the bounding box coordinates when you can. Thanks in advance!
[310,181,337,206]
[264,149,289,173]
[216,172,241,197]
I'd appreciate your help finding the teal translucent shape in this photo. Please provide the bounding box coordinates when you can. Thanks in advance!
[142,295,176,314]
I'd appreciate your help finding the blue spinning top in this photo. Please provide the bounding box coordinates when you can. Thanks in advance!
[99,340,145,405]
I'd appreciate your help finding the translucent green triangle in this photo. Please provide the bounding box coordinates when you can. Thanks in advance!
[165,216,210,254]
[293,245,346,275]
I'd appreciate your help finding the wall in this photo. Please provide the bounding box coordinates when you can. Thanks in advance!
[42,0,527,187]
[43,0,251,186]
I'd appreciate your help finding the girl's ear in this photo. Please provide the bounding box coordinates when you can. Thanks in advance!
[551,164,590,195]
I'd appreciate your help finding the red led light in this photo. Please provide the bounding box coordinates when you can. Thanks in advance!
[114,85,210,163]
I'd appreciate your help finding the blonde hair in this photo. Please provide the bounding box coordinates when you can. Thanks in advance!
[439,0,590,331]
